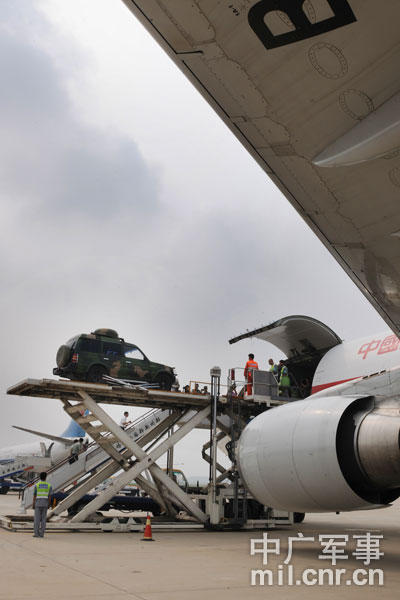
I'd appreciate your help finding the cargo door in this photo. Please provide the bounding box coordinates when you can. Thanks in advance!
[229,315,342,396]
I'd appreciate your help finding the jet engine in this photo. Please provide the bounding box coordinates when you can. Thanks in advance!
[237,395,400,512]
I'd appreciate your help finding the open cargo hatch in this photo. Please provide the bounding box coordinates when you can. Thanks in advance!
[229,316,342,394]
[229,315,342,357]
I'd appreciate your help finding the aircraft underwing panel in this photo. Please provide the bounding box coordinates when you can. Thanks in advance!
[122,0,400,333]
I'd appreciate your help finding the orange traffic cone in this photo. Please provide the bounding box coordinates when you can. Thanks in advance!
[142,514,154,541]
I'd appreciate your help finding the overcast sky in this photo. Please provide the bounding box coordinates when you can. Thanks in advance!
[0,0,386,474]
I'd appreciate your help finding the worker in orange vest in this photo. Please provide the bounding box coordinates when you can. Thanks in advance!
[244,353,258,396]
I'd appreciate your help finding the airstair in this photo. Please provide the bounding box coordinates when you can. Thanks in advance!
[20,406,175,511]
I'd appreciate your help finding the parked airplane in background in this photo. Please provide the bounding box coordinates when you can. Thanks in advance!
[0,420,86,485]
[121,2,400,515]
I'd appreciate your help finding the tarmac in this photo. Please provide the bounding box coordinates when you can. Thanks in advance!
[0,493,399,599]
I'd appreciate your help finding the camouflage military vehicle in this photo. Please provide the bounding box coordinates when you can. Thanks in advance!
[53,328,176,389]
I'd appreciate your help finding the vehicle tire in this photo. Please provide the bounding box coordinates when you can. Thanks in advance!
[56,345,72,368]
[294,512,305,523]
[0,485,9,495]
[155,373,174,391]
[86,365,107,383]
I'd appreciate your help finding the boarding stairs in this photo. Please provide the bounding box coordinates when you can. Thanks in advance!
[21,405,176,511]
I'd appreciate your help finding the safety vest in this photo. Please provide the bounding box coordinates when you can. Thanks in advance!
[269,364,277,374]
[280,366,290,387]
[245,360,258,379]
[35,481,51,498]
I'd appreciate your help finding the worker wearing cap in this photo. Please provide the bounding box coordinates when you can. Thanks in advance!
[279,360,291,397]
[32,472,52,538]
[244,353,258,395]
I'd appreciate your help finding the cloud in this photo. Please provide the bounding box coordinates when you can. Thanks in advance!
[0,3,159,223]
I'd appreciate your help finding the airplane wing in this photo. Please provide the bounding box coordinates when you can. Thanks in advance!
[122,1,400,333]
[12,426,75,446]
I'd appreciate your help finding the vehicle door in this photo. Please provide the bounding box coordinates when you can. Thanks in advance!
[101,340,124,377]
[120,345,150,383]
[74,337,103,376]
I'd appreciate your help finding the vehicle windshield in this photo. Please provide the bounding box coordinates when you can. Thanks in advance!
[124,345,145,360]
[173,471,187,488]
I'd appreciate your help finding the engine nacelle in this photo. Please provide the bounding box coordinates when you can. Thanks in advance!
[237,395,400,512]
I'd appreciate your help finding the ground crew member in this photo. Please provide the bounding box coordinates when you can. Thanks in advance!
[32,472,52,538]
[279,360,291,397]
[244,353,258,395]
[268,358,278,377]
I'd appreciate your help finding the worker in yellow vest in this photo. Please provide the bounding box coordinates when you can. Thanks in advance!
[268,358,278,377]
[279,360,291,397]
[32,472,52,538]
[244,353,258,396]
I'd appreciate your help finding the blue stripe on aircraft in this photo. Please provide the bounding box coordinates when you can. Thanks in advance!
[60,419,86,438]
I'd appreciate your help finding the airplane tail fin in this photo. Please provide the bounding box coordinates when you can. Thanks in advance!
[60,419,86,438]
